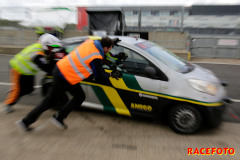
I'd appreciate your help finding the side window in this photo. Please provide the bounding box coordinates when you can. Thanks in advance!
[124,51,148,76]
[112,46,168,81]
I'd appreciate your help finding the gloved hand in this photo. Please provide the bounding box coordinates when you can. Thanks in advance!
[118,52,128,60]
[118,64,125,69]
[111,71,122,80]
[46,52,55,62]
[113,38,121,46]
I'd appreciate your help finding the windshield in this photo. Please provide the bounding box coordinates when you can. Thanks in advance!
[135,42,192,73]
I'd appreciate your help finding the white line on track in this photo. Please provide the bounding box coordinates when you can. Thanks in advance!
[193,62,240,65]
[0,82,41,88]
[231,99,240,103]
[0,82,12,86]
[0,54,14,56]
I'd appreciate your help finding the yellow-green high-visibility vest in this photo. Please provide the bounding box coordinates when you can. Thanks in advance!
[9,43,45,75]
[105,52,118,64]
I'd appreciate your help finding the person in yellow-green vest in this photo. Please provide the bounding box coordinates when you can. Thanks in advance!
[103,52,119,65]
[3,33,63,114]
[35,27,46,37]
[103,38,128,68]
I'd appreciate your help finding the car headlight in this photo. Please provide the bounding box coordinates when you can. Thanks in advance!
[187,79,218,96]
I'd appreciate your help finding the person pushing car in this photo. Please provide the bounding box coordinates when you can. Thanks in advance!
[3,33,63,114]
[16,36,121,131]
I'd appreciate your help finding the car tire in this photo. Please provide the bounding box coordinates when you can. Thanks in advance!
[168,104,202,134]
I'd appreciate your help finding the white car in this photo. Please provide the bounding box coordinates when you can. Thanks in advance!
[45,35,230,134]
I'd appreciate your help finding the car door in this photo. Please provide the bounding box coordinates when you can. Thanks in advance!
[83,45,168,118]
[112,45,170,118]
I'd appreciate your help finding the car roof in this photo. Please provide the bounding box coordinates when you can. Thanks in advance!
[62,35,147,46]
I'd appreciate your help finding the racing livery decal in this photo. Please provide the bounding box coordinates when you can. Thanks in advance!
[139,93,158,100]
[130,103,152,112]
[108,74,223,107]
[81,81,131,116]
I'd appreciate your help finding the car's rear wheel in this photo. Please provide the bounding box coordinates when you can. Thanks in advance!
[168,104,202,134]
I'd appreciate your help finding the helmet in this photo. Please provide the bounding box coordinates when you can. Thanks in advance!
[39,33,63,50]
[35,27,45,35]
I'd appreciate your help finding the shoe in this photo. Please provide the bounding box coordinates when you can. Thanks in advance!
[16,120,33,132]
[4,105,14,114]
[51,114,68,129]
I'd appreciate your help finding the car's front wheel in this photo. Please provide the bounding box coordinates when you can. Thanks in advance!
[168,104,202,134]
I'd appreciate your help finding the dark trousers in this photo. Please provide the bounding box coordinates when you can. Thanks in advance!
[23,66,86,126]
[19,75,34,96]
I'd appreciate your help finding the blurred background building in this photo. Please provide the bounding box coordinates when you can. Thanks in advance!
[1,5,240,35]
[123,5,240,35]
[1,5,240,59]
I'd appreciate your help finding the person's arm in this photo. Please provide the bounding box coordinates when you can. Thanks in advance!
[90,59,111,82]
[32,54,55,74]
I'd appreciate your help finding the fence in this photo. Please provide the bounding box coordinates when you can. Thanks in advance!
[1,29,240,60]
[190,35,240,58]
[0,30,89,54]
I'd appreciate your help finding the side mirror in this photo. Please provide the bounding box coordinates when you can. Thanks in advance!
[144,67,158,79]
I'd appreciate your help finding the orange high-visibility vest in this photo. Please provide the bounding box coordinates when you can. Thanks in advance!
[57,40,103,85]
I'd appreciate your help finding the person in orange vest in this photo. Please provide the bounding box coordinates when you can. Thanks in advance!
[16,37,121,131]
[3,33,63,114]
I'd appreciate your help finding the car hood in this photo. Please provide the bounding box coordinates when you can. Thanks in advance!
[184,64,221,85]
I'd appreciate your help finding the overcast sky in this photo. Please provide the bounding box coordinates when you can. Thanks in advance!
[1,0,240,7]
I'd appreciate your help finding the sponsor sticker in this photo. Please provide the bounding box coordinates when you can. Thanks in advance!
[131,103,152,112]
[139,93,158,100]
